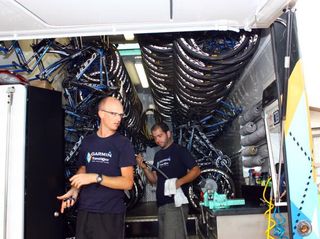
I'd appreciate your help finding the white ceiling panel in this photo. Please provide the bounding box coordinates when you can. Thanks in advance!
[14,0,170,26]
[173,0,258,28]
[173,0,296,29]
[0,1,46,32]
[0,0,296,40]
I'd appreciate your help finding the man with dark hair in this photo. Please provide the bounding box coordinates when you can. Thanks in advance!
[57,96,135,239]
[150,121,169,133]
[136,122,200,239]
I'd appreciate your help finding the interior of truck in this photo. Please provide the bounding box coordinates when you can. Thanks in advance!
[2,1,316,238]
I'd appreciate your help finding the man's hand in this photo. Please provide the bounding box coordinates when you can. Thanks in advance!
[175,165,201,189]
[57,188,79,213]
[176,179,183,189]
[136,154,157,185]
[70,173,97,189]
[136,153,147,169]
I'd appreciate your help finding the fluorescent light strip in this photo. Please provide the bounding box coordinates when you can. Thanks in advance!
[117,43,140,50]
[134,62,149,88]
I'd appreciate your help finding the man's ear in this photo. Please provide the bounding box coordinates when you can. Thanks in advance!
[97,110,103,119]
[167,131,172,138]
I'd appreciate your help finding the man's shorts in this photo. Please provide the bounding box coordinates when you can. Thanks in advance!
[76,210,125,239]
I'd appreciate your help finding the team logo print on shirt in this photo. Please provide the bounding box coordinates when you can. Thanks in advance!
[87,151,112,164]
[157,157,171,168]
[86,153,92,163]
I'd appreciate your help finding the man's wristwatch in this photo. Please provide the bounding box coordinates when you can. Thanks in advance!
[96,174,103,184]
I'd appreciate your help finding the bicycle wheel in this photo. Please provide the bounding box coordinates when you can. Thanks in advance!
[188,167,235,212]
[124,173,146,210]
[124,177,139,210]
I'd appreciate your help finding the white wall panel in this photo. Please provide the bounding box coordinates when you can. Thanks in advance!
[0,85,26,239]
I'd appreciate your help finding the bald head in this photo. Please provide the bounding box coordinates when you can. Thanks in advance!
[98,97,123,112]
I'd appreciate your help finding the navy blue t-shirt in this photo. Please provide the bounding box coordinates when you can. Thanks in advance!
[152,143,197,207]
[77,132,135,213]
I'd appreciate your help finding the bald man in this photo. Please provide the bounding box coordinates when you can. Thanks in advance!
[57,96,135,239]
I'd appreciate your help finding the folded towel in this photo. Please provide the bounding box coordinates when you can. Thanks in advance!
[164,178,177,196]
[174,188,189,207]
[164,178,189,207]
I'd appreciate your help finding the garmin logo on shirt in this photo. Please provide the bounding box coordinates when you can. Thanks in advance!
[86,151,112,164]
[157,157,171,168]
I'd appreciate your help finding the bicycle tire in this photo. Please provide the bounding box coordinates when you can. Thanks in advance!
[177,31,249,62]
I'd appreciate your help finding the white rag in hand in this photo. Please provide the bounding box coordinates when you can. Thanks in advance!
[174,188,189,207]
[164,178,177,196]
[164,178,189,207]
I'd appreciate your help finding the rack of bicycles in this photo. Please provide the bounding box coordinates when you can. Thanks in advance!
[1,29,259,123]
[1,33,245,213]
